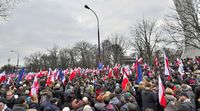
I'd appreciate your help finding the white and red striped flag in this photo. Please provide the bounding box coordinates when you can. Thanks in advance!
[0,71,6,83]
[30,76,39,96]
[158,75,166,108]
[121,73,129,90]
[164,52,170,76]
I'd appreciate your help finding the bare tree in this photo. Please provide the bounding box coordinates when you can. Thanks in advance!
[130,18,162,65]
[74,41,96,68]
[24,52,43,72]
[0,0,24,20]
[165,0,200,50]
[108,34,127,65]
[47,45,59,69]
[101,39,112,66]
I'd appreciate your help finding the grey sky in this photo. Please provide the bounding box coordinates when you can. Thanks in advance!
[0,0,174,67]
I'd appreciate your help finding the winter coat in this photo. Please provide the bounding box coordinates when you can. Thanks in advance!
[120,102,140,111]
[6,97,16,109]
[141,88,158,111]
[12,104,26,111]
[52,88,64,108]
[43,104,60,111]
[176,99,195,111]
[104,103,117,111]
[29,102,39,110]
[164,94,177,111]
[94,102,106,111]
[109,96,122,109]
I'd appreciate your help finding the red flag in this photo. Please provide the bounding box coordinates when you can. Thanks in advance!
[69,69,76,81]
[121,73,129,90]
[0,71,6,83]
[108,68,113,79]
[159,75,167,108]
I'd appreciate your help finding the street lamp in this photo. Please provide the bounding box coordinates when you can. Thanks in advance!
[84,5,101,63]
[10,50,19,72]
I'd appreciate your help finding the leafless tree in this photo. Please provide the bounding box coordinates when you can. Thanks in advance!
[74,41,96,68]
[130,18,162,65]
[164,0,200,49]
[101,39,112,66]
[0,0,24,20]
[108,34,127,65]
[24,52,43,72]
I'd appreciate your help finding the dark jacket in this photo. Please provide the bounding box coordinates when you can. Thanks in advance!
[141,88,158,111]
[12,104,26,111]
[120,102,140,111]
[6,97,16,109]
[176,100,195,111]
[29,102,39,110]
[43,104,60,111]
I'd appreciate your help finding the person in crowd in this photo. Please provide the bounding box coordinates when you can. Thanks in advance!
[0,97,11,111]
[176,93,195,111]
[29,94,39,110]
[141,82,158,111]
[164,87,177,111]
[43,98,60,111]
[120,92,140,111]
[5,90,16,109]
[12,96,28,111]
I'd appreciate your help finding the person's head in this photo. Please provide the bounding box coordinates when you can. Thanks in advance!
[178,93,189,102]
[31,95,38,104]
[83,105,93,111]
[0,98,6,111]
[6,90,14,100]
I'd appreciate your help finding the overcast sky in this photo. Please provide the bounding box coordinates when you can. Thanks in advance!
[0,0,174,67]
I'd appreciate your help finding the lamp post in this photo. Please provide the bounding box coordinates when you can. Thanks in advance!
[84,5,101,63]
[10,50,19,72]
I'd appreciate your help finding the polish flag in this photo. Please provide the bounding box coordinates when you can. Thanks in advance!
[158,75,166,108]
[30,76,39,96]
[121,73,129,90]
[164,52,170,75]
[0,71,6,83]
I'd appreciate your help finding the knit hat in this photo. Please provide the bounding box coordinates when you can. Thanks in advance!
[82,97,89,103]
[54,83,60,89]
[165,87,174,95]
[124,92,132,101]
[62,107,70,111]
[83,105,93,111]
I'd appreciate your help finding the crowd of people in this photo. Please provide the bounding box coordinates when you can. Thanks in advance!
[0,57,200,111]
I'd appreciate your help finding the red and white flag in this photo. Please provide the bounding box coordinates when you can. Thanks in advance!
[30,76,39,96]
[121,73,129,90]
[0,71,6,83]
[158,75,166,108]
[177,58,185,78]
[164,52,170,76]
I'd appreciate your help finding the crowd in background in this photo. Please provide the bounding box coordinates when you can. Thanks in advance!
[0,57,200,111]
